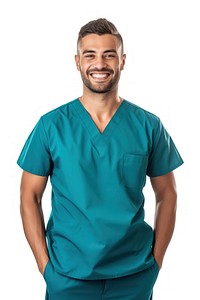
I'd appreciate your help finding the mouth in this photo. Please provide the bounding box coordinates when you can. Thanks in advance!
[88,69,113,82]
[90,72,110,80]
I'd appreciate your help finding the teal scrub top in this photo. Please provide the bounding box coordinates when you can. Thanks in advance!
[17,99,183,280]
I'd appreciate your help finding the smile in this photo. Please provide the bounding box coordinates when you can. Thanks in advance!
[90,73,110,80]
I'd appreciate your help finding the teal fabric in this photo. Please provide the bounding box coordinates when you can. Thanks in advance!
[44,260,159,299]
[17,99,183,280]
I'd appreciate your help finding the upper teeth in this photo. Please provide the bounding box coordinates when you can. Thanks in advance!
[92,73,108,78]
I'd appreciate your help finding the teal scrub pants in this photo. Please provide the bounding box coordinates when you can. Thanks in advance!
[44,261,159,300]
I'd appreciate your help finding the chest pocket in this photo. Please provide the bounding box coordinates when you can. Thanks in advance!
[122,154,148,189]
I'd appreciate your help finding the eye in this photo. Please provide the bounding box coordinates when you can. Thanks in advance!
[104,53,116,59]
[84,54,95,59]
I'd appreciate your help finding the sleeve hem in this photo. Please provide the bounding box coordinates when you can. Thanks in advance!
[147,160,184,178]
[17,161,49,177]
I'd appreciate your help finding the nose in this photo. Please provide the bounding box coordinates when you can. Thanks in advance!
[93,55,107,69]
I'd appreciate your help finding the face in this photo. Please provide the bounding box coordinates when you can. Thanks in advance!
[75,34,126,94]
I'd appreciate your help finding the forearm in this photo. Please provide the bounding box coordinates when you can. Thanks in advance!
[20,196,49,274]
[153,191,177,268]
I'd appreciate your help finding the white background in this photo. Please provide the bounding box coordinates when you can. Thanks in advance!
[0,0,199,299]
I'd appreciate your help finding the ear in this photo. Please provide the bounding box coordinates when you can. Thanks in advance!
[120,54,126,71]
[75,55,80,71]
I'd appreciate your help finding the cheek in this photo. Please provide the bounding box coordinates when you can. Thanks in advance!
[80,64,91,76]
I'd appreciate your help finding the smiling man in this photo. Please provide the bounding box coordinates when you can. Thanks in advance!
[76,33,125,94]
[17,18,183,300]
[75,30,126,132]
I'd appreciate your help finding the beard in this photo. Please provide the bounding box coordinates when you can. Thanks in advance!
[80,68,121,94]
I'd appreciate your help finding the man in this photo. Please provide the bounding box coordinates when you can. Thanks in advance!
[17,18,183,300]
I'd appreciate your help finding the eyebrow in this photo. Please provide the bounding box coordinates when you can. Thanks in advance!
[82,49,117,55]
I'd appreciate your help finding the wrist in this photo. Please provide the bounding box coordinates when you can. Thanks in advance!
[38,256,49,275]
[154,256,163,270]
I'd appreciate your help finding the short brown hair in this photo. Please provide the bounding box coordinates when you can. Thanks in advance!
[77,18,124,53]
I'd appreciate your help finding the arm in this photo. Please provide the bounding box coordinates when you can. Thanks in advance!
[20,170,49,275]
[150,171,177,269]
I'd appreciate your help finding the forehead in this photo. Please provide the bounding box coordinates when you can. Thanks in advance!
[78,34,121,53]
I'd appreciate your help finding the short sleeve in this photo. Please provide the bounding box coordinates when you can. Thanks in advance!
[17,117,52,176]
[147,120,184,177]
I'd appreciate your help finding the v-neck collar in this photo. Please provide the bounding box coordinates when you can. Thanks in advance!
[71,98,126,154]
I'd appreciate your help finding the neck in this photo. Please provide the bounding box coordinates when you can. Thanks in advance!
[79,90,123,133]
[80,89,122,117]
